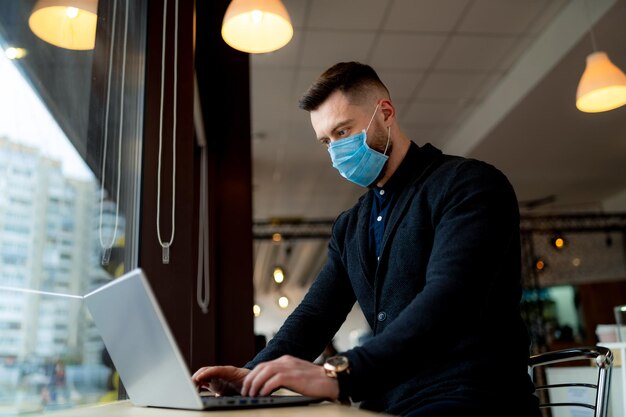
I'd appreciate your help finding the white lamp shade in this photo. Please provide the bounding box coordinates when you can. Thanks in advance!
[576,51,626,113]
[221,0,293,54]
[28,0,98,50]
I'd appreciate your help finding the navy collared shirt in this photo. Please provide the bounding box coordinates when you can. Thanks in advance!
[369,142,421,260]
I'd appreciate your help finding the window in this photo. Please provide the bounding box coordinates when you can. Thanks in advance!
[0,0,146,413]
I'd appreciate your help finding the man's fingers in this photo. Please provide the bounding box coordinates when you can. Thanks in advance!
[258,374,285,396]
[192,366,251,396]
[191,367,209,383]
[193,365,233,382]
[245,363,278,397]
[197,356,337,399]
[243,356,298,396]
[191,367,208,381]
[241,363,261,396]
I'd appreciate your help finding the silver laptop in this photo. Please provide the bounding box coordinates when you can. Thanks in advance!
[84,268,325,410]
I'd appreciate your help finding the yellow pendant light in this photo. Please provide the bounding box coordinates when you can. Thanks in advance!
[576,51,626,113]
[221,0,293,54]
[28,0,98,50]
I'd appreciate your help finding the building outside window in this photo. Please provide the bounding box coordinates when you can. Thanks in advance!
[0,1,146,414]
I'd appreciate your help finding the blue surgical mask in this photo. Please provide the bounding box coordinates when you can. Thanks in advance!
[328,104,390,187]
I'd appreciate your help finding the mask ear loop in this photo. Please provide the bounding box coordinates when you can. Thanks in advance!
[365,102,380,132]
[383,126,391,156]
[365,102,391,156]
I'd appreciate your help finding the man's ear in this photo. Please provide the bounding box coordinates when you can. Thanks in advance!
[380,99,395,124]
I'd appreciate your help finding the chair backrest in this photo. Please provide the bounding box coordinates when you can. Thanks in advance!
[528,346,613,417]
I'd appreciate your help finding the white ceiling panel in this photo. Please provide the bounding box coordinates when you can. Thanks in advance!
[250,31,303,68]
[369,33,447,70]
[376,70,424,101]
[291,68,327,104]
[403,100,471,125]
[384,0,471,32]
[434,35,519,71]
[472,73,504,101]
[284,116,315,138]
[458,0,548,34]
[300,30,376,68]
[495,35,537,71]
[251,68,296,127]
[262,162,361,219]
[307,0,389,31]
[403,123,453,149]
[281,132,326,161]
[527,0,569,35]
[282,0,310,29]
[417,71,489,101]
[252,134,282,165]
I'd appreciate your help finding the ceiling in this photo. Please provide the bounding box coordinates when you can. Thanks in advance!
[249,0,626,300]
[4,0,625,299]
[250,0,626,222]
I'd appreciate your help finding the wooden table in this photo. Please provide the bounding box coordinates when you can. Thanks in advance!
[30,400,386,417]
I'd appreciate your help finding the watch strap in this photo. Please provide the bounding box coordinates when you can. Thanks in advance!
[335,370,351,405]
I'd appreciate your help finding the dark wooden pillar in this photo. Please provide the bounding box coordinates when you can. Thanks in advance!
[140,0,255,371]
[191,0,255,369]
[139,0,197,366]
[140,0,255,372]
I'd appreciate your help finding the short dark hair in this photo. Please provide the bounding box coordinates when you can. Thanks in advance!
[298,62,390,111]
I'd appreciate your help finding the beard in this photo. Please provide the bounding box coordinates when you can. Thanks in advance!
[367,124,391,156]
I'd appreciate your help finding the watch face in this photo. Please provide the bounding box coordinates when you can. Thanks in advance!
[326,355,349,372]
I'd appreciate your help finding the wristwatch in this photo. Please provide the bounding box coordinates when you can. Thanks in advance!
[323,355,351,405]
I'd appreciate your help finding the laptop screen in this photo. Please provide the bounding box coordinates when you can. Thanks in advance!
[84,268,325,410]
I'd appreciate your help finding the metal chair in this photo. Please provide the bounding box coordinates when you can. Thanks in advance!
[528,346,613,417]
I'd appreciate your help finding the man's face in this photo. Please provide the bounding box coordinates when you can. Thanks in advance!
[310,91,388,153]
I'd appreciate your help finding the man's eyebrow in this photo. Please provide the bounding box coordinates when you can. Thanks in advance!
[317,118,353,141]
[331,118,353,133]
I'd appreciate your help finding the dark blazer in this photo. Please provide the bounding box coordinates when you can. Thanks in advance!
[247,143,538,416]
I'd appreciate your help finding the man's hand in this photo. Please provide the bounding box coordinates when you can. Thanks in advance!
[192,365,250,396]
[241,355,339,400]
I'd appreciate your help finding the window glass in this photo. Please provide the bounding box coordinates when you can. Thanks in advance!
[0,0,145,413]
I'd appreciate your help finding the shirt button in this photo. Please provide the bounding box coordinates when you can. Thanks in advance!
[377,312,387,322]
[379,190,385,195]
[376,215,382,222]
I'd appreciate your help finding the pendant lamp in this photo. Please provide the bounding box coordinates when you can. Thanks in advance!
[221,0,293,54]
[575,0,626,113]
[576,51,626,113]
[28,0,98,50]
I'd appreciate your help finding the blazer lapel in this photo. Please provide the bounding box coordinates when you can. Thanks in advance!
[378,146,443,264]
[356,191,375,290]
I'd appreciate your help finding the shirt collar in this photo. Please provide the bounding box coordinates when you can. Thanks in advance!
[372,141,421,196]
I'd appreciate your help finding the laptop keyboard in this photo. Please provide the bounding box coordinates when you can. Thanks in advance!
[200,394,324,409]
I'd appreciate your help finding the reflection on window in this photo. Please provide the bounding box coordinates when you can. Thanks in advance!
[0,0,145,414]
[0,135,115,411]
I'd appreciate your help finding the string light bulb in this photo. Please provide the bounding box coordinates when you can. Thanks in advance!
[4,47,27,60]
[550,234,566,250]
[535,258,546,272]
[273,266,285,284]
[278,295,289,309]
[28,0,98,50]
[221,0,293,54]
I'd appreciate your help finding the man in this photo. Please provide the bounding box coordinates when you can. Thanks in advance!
[193,62,540,417]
